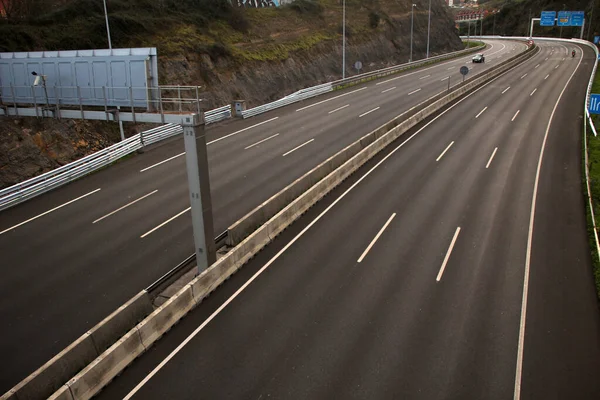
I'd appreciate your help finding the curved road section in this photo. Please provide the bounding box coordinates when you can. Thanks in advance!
[0,40,524,391]
[94,41,600,399]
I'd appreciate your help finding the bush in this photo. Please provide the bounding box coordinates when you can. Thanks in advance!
[369,11,380,28]
[288,0,323,16]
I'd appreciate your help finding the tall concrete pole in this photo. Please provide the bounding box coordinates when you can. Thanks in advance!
[342,0,346,79]
[103,0,112,49]
[182,114,216,274]
[426,0,432,58]
[410,4,416,62]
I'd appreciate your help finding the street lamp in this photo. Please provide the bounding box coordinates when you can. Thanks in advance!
[560,4,566,38]
[103,0,112,49]
[342,0,346,78]
[410,3,416,62]
[426,0,431,58]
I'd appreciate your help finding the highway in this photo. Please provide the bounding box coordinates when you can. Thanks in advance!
[94,41,600,399]
[0,40,529,392]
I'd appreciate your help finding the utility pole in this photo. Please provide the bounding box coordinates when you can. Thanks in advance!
[342,0,346,79]
[426,0,432,58]
[560,4,566,38]
[410,3,416,62]
[103,0,112,49]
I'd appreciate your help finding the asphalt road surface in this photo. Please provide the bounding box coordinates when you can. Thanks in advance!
[95,40,600,400]
[0,41,533,392]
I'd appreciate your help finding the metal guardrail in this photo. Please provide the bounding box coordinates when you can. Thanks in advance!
[205,105,231,124]
[241,44,485,119]
[146,229,229,295]
[0,103,232,212]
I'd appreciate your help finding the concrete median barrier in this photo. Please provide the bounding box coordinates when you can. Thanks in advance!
[64,328,146,400]
[38,41,535,400]
[2,290,152,400]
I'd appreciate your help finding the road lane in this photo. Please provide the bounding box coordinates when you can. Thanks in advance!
[94,40,600,400]
[0,40,527,392]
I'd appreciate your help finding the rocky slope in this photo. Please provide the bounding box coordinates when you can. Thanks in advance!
[0,0,463,188]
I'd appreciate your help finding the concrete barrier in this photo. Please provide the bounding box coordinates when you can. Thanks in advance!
[65,328,146,400]
[2,290,152,400]
[41,43,536,400]
[47,386,73,400]
[227,43,534,247]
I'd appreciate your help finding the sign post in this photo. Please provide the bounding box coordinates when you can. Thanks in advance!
[460,66,469,82]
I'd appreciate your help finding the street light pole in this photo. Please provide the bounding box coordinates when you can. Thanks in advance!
[410,4,416,62]
[426,0,432,58]
[342,0,346,79]
[560,4,566,38]
[103,0,112,50]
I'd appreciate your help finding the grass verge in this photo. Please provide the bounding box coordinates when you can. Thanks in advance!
[584,68,600,299]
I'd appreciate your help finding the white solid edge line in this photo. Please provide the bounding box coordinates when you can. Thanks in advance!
[93,190,158,224]
[207,117,279,145]
[485,147,498,169]
[502,86,511,94]
[123,57,520,399]
[282,138,314,157]
[408,88,422,95]
[513,45,583,400]
[475,106,488,118]
[436,141,454,162]
[140,207,191,238]
[544,74,550,80]
[329,104,350,114]
[244,133,280,150]
[436,227,461,281]
[140,152,186,172]
[381,87,396,93]
[359,107,380,118]
[419,75,431,79]
[296,88,367,112]
[357,213,396,263]
[0,188,101,236]
[512,110,521,122]
[530,88,537,96]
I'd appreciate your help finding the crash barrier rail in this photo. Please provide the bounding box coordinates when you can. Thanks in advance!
[0,103,230,212]
[241,43,485,119]
[0,39,534,400]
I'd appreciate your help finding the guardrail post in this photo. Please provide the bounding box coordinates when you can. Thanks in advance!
[182,113,216,273]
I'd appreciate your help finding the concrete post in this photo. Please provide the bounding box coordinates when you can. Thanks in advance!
[182,113,216,274]
[231,100,246,118]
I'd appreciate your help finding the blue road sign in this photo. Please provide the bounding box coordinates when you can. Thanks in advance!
[557,11,571,26]
[594,36,600,44]
[540,11,556,26]
[571,11,585,26]
[589,94,600,114]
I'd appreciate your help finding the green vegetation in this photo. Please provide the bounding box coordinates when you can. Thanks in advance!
[584,69,600,299]
[463,40,484,49]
